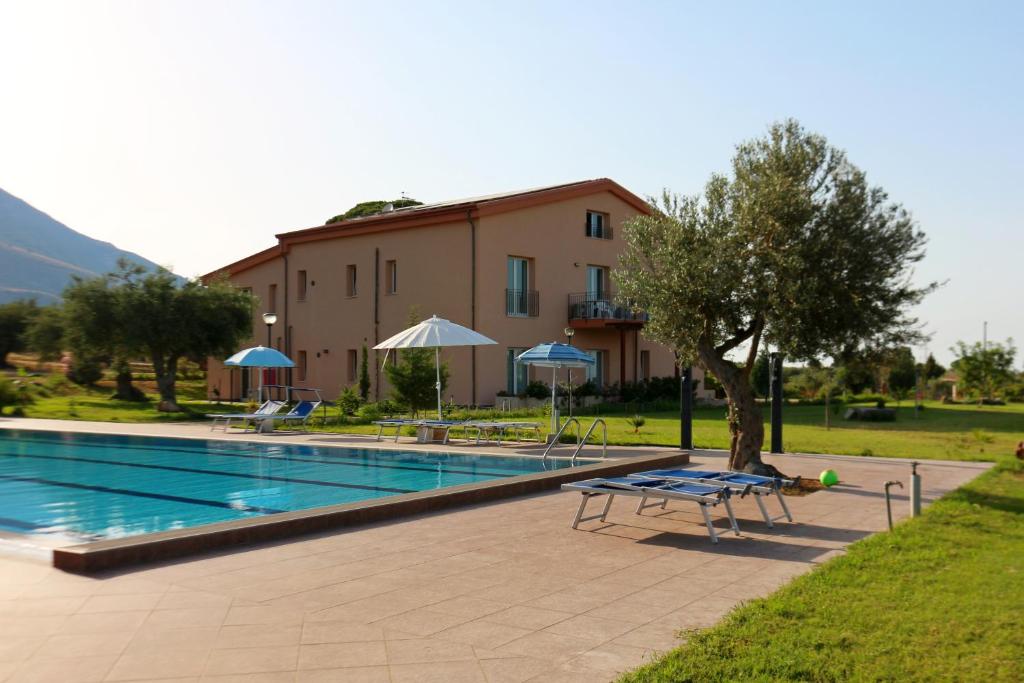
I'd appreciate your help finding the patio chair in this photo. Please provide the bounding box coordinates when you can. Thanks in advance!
[561,476,743,543]
[373,419,421,442]
[206,400,285,432]
[635,469,794,528]
[463,420,543,445]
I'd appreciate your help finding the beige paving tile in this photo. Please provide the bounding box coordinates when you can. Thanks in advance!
[0,596,86,617]
[0,636,45,663]
[297,641,387,670]
[483,606,574,631]
[428,595,511,619]
[222,604,305,626]
[568,642,657,674]
[495,631,598,663]
[203,645,299,675]
[32,631,133,659]
[58,610,149,635]
[9,654,116,683]
[373,608,473,637]
[544,613,637,642]
[214,622,302,649]
[296,665,390,682]
[478,656,554,683]
[125,625,218,655]
[140,606,227,630]
[434,620,533,650]
[77,593,163,614]
[389,660,486,682]
[385,638,477,665]
[105,649,207,680]
[301,620,386,644]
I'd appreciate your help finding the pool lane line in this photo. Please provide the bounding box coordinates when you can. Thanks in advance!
[0,473,287,514]
[0,431,538,479]
[0,451,417,495]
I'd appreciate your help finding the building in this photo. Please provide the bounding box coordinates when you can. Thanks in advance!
[204,178,707,404]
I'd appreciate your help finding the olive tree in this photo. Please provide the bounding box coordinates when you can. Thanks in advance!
[615,120,935,473]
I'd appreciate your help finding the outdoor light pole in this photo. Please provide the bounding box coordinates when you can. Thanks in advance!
[680,365,693,450]
[770,352,784,454]
[564,327,575,417]
[262,312,277,348]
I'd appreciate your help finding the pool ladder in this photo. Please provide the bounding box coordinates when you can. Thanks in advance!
[543,418,607,464]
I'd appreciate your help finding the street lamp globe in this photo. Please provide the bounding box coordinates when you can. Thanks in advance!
[262,312,278,326]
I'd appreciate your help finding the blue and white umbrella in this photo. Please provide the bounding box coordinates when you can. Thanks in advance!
[224,346,295,402]
[516,343,595,432]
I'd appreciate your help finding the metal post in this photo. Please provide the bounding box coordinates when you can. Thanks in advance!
[680,366,693,450]
[770,353,783,454]
[884,480,903,530]
[910,461,921,517]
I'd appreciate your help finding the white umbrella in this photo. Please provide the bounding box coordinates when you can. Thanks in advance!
[374,315,497,419]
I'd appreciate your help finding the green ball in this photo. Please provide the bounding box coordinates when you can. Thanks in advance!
[820,469,839,487]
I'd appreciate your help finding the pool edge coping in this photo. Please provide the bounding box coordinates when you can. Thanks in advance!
[50,449,689,574]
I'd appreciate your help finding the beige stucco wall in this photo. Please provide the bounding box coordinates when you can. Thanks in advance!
[207,188,706,405]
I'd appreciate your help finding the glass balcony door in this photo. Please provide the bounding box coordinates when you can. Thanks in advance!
[507,257,530,316]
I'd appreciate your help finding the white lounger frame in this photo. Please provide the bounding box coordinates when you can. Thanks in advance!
[564,480,741,543]
[639,473,794,528]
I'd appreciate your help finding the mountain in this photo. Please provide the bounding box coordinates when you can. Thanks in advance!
[0,188,170,304]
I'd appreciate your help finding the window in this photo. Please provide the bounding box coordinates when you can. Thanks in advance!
[297,270,308,301]
[586,265,607,299]
[585,349,606,387]
[640,350,651,381]
[506,256,530,316]
[345,265,357,297]
[386,260,397,294]
[347,349,358,382]
[586,211,610,239]
[298,350,308,382]
[267,284,277,313]
[506,348,529,395]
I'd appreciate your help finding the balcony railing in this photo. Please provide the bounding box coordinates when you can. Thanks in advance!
[506,289,539,317]
[568,292,647,323]
[585,224,613,240]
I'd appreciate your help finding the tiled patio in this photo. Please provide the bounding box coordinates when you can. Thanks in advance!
[0,420,990,682]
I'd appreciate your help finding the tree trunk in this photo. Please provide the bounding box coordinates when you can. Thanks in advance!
[696,341,772,475]
[112,358,145,402]
[153,354,181,412]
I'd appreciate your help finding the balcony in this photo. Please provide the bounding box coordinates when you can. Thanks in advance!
[567,292,647,328]
[506,289,539,317]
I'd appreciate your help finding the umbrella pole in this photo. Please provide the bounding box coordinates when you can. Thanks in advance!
[435,347,442,420]
[551,366,558,434]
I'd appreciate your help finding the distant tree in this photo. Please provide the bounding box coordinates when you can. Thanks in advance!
[0,300,38,368]
[920,353,945,380]
[358,344,371,401]
[887,347,918,398]
[337,385,361,415]
[951,339,1016,400]
[615,120,936,473]
[325,198,423,224]
[384,312,448,416]
[24,305,65,363]
[65,261,253,411]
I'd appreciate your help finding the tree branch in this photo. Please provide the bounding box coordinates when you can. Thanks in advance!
[742,316,765,380]
[715,321,758,356]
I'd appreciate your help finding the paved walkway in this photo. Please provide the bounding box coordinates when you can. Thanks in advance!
[0,420,990,682]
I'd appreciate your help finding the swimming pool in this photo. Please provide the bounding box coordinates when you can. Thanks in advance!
[0,429,574,542]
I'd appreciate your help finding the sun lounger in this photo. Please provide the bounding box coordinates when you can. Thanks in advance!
[636,469,794,527]
[462,421,543,445]
[373,419,421,442]
[207,400,285,432]
[561,476,742,543]
[260,400,321,431]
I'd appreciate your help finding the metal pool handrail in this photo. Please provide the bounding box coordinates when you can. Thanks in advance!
[571,418,607,464]
[543,418,580,462]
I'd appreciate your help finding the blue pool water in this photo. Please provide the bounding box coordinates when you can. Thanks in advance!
[0,429,574,542]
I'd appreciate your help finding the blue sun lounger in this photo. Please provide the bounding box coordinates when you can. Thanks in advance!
[207,400,285,432]
[561,476,743,543]
[373,419,421,442]
[636,469,794,527]
[263,400,321,431]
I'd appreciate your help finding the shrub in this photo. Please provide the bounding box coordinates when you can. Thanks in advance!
[337,385,361,415]
[357,402,383,422]
[626,414,646,434]
[0,377,18,410]
[67,357,103,386]
[524,380,550,401]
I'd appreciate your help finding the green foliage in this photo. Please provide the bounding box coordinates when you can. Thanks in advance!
[24,305,65,361]
[357,402,383,422]
[325,198,423,224]
[524,380,550,400]
[920,352,946,380]
[0,377,19,409]
[63,261,254,411]
[358,345,370,401]
[951,338,1017,399]
[384,347,448,416]
[620,459,1024,682]
[615,121,935,469]
[886,346,918,396]
[0,299,38,367]
[750,352,770,397]
[337,385,361,415]
[626,414,646,434]
[66,355,103,386]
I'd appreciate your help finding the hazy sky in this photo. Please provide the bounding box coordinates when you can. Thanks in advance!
[1,1,1021,365]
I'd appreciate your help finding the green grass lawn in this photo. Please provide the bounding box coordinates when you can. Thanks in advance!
[5,377,1022,462]
[621,457,1024,682]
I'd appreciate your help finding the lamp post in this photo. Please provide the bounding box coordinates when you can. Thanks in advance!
[262,312,277,348]
[564,327,575,417]
[261,312,278,403]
